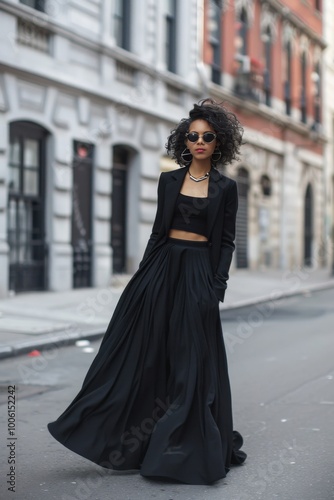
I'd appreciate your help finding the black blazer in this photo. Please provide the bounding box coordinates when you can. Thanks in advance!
[139,165,238,302]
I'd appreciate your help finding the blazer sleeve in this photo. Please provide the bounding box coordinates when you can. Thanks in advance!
[139,172,166,268]
[213,180,238,302]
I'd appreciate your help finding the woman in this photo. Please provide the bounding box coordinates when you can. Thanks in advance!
[48,99,247,485]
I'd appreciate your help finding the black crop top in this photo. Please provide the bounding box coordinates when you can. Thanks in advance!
[170,193,209,237]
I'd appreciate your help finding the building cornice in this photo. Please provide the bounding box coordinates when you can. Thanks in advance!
[209,82,327,145]
[0,61,202,127]
[1,58,326,147]
[261,0,326,48]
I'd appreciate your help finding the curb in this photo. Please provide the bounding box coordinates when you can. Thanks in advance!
[0,329,105,360]
[1,280,334,361]
[219,280,334,312]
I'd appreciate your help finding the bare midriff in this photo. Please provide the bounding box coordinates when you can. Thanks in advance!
[168,229,208,241]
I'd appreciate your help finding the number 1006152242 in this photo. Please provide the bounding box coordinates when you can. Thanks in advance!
[7,385,17,493]
[7,385,16,436]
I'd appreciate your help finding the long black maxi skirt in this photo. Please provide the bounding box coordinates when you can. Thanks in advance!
[47,237,246,485]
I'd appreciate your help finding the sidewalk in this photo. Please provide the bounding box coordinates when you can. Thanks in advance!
[1,267,334,359]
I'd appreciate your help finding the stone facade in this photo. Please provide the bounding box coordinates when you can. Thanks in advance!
[0,0,202,297]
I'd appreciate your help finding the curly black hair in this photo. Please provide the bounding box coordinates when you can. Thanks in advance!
[166,98,244,167]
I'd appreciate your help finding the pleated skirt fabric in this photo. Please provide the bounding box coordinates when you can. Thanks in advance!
[47,237,246,485]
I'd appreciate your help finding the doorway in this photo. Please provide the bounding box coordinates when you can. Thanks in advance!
[72,141,94,288]
[236,167,249,268]
[304,183,313,266]
[111,146,129,274]
[7,121,48,292]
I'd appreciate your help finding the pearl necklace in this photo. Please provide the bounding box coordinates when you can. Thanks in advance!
[188,170,210,182]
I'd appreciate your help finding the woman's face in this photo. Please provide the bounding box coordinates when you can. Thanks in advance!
[185,119,217,163]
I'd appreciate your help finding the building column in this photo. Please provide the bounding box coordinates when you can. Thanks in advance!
[280,142,300,269]
[48,131,73,291]
[92,142,112,287]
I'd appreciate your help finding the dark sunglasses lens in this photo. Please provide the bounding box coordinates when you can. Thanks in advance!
[187,132,216,143]
[203,133,216,143]
[187,132,199,142]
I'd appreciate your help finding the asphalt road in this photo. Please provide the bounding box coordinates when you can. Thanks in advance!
[0,288,334,500]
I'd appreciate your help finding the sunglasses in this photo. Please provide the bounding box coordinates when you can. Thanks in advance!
[186,132,217,143]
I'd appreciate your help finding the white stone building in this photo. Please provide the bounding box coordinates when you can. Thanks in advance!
[0,0,203,297]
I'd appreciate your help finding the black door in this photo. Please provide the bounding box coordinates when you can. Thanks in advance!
[111,147,128,273]
[236,167,249,268]
[7,122,47,292]
[72,141,93,288]
[304,184,313,266]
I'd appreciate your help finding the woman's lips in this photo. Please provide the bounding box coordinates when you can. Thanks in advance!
[195,148,205,152]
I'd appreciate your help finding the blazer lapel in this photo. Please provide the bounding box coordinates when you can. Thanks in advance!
[207,168,228,238]
[163,166,189,233]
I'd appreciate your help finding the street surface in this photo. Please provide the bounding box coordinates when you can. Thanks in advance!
[0,288,334,500]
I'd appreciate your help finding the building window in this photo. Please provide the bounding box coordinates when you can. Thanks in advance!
[315,0,321,12]
[114,0,131,51]
[237,7,248,56]
[262,27,272,107]
[300,51,307,123]
[234,6,252,98]
[312,60,321,125]
[20,0,45,12]
[260,175,272,196]
[166,0,177,73]
[284,40,292,115]
[209,0,222,84]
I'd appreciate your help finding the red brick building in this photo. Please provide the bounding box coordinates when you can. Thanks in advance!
[203,0,326,271]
